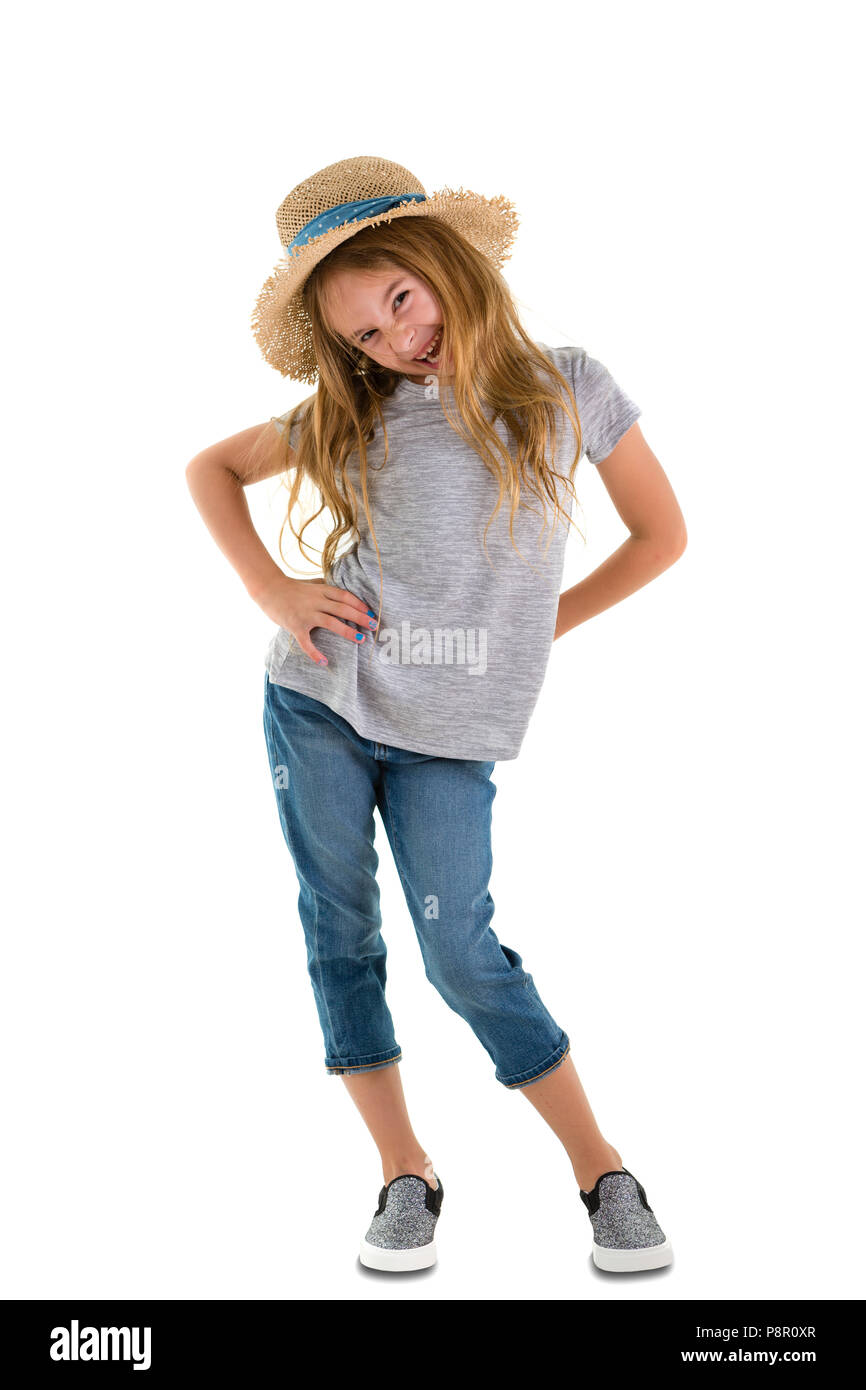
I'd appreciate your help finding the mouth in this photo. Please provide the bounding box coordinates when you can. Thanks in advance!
[411,326,443,364]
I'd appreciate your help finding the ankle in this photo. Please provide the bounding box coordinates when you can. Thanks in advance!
[382,1152,438,1190]
[574,1143,623,1193]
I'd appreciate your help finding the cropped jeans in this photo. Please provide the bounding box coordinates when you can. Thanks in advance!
[262,673,571,1089]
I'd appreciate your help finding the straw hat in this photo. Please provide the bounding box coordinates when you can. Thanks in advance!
[250,155,520,383]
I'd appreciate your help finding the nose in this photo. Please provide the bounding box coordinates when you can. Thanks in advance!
[383,322,413,356]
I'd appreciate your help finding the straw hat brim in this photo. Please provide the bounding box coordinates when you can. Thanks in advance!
[251,186,520,383]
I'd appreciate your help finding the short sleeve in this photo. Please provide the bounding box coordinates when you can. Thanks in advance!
[270,411,298,450]
[270,400,312,451]
[567,346,642,465]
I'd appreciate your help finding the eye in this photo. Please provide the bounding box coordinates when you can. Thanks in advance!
[359,290,409,343]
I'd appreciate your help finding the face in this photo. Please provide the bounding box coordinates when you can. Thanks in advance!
[323,265,448,384]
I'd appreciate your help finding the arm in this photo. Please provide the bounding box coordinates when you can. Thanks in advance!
[184,421,376,664]
[554,421,687,640]
[185,421,293,602]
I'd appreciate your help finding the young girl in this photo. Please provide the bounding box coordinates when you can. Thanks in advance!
[186,155,687,1276]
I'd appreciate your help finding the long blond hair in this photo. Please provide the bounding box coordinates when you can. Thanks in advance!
[246,216,586,622]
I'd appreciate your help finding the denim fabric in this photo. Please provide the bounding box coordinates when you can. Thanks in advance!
[262,673,570,1088]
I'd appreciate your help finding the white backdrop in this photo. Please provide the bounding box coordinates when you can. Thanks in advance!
[2,0,863,1302]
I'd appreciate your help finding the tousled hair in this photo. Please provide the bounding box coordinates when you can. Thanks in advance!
[244,216,586,629]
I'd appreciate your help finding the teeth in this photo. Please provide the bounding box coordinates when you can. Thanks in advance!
[416,328,442,361]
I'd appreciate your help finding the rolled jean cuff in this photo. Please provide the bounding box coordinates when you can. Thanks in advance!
[497,1034,571,1090]
[325,1046,403,1076]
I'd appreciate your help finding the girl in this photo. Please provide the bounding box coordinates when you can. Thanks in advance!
[185,155,687,1276]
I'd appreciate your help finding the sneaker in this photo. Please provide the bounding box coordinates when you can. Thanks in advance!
[579,1166,673,1272]
[359,1173,444,1271]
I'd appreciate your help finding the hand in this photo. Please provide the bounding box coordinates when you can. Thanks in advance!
[256,576,377,667]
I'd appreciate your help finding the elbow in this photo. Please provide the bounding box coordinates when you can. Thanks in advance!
[637,526,687,568]
[185,453,221,493]
[185,455,203,483]
[184,460,205,501]
[185,450,239,488]
[660,517,688,563]
[662,531,687,569]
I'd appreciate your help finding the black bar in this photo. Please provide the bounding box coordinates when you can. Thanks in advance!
[2,1298,859,1376]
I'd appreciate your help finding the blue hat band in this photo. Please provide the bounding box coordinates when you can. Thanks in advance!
[285,193,427,253]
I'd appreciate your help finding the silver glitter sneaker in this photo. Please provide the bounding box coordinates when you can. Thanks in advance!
[580,1166,673,1272]
[359,1173,444,1271]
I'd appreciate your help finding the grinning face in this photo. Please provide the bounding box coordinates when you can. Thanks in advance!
[323,265,449,384]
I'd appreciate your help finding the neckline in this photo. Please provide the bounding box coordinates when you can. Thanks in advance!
[395,372,440,398]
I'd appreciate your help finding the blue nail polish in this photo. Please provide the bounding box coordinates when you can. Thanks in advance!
[366,609,376,618]
[355,632,364,642]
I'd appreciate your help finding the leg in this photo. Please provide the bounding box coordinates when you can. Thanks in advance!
[262,677,402,1074]
[375,751,570,1089]
[263,677,436,1181]
[374,747,619,1192]
[517,1053,622,1192]
[340,1065,438,1189]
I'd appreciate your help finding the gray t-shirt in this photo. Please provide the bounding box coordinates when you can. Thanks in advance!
[264,343,641,760]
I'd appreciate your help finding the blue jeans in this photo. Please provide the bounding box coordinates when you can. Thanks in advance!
[262,674,571,1089]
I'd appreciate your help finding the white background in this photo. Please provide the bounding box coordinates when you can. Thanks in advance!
[2,0,863,1303]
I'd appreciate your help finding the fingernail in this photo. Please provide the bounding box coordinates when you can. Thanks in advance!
[366,609,376,618]
[367,617,376,626]
[317,656,328,665]
[355,632,364,642]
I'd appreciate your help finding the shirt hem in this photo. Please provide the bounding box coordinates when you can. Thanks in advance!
[265,665,519,762]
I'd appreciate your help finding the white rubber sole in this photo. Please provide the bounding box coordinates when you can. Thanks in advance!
[592,1237,673,1272]
[360,1236,437,1271]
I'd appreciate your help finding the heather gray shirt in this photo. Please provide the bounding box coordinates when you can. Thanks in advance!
[264,343,641,760]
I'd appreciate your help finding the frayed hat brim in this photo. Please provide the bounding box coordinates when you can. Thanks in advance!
[250,173,519,383]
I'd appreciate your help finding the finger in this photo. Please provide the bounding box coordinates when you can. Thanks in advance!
[320,598,379,631]
[315,615,370,644]
[323,587,378,622]
[295,632,330,667]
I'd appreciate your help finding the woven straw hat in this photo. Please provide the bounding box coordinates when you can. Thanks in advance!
[250,155,520,383]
